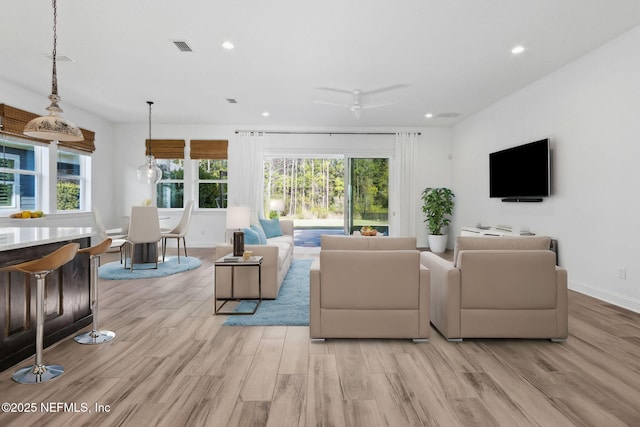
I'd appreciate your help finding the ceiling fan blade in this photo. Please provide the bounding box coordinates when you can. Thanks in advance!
[315,87,354,94]
[362,84,408,95]
[361,102,396,110]
[314,100,351,108]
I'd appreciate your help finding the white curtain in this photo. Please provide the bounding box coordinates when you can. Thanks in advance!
[237,131,265,223]
[392,132,419,237]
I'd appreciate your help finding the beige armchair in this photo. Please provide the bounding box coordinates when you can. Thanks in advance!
[420,236,568,342]
[310,236,429,341]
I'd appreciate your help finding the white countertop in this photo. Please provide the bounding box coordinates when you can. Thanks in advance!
[0,227,95,251]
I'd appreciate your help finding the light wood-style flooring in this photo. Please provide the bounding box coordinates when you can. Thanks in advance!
[1,248,639,426]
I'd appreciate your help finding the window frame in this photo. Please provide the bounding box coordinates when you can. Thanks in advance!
[56,148,90,212]
[156,158,185,209]
[195,158,228,209]
[0,138,42,213]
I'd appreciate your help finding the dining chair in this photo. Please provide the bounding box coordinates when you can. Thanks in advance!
[125,206,162,271]
[161,200,194,263]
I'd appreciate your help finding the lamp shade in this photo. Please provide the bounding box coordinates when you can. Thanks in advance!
[137,154,162,184]
[23,105,84,142]
[226,206,251,229]
[269,199,285,212]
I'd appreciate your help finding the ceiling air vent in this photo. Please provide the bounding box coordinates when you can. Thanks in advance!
[437,112,461,118]
[226,98,238,104]
[172,40,192,52]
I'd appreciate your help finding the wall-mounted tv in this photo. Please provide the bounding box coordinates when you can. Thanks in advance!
[489,139,550,202]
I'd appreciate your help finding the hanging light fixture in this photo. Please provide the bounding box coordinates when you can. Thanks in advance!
[136,101,162,184]
[24,0,83,142]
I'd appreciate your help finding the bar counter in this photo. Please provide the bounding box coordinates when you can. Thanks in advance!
[0,226,94,371]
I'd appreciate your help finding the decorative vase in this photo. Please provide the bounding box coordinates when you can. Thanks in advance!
[428,234,448,253]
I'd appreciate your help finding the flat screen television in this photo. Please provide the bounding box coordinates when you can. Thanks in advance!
[489,139,550,202]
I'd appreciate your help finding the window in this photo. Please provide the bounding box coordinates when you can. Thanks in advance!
[0,140,38,211]
[191,140,228,209]
[57,150,87,211]
[148,139,186,208]
[156,158,185,208]
[198,159,227,208]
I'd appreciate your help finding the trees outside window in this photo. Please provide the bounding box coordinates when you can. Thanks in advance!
[156,159,184,208]
[198,159,227,209]
[57,150,84,211]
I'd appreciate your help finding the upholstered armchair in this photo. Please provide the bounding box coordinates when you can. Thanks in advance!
[310,236,429,341]
[420,236,568,342]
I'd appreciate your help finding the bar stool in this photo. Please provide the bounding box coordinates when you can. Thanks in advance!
[74,238,116,345]
[0,243,79,384]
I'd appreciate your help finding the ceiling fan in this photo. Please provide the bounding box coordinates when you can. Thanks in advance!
[314,84,406,119]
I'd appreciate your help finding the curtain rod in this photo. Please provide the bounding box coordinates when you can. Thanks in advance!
[234,130,421,136]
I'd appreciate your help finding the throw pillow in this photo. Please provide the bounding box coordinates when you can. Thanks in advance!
[242,228,260,245]
[251,224,268,244]
[259,218,283,238]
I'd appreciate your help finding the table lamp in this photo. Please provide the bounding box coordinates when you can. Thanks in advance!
[226,206,251,256]
[269,199,285,217]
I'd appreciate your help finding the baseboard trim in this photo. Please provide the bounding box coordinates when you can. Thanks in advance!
[570,280,640,314]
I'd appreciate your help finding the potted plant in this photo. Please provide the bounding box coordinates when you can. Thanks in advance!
[421,187,455,253]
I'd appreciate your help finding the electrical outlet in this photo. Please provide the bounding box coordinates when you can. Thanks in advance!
[618,267,627,280]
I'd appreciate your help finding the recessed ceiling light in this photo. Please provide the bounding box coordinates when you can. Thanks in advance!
[262,112,270,117]
[222,41,234,50]
[425,113,433,118]
[511,45,525,54]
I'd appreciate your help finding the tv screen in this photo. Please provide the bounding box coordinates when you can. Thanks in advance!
[489,139,550,201]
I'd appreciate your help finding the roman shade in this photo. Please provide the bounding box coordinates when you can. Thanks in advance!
[190,139,228,159]
[147,139,185,159]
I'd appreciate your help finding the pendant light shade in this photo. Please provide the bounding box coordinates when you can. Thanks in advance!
[24,0,83,142]
[137,154,162,184]
[137,101,162,184]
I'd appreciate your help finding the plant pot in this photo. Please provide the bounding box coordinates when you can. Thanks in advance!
[428,234,448,254]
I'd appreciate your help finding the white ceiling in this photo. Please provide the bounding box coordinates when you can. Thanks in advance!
[3,0,640,128]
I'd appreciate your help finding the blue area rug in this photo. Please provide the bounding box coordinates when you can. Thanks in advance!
[223,258,313,326]
[98,256,202,280]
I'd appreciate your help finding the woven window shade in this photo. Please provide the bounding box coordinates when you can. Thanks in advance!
[58,129,96,153]
[0,103,96,152]
[148,139,185,159]
[190,139,228,159]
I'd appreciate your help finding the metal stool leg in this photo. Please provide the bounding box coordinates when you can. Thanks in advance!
[74,255,115,345]
[12,272,64,384]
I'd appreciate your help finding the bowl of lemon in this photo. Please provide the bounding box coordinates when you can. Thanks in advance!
[9,210,45,219]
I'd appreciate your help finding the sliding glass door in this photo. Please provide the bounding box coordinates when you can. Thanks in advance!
[346,157,389,235]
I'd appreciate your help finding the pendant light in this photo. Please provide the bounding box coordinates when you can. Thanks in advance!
[136,101,162,184]
[23,0,83,142]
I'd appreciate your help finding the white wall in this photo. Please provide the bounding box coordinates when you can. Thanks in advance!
[452,26,640,312]
[112,124,453,247]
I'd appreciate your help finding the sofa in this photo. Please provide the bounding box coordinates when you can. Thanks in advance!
[215,219,294,299]
[310,235,429,341]
[420,235,568,341]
